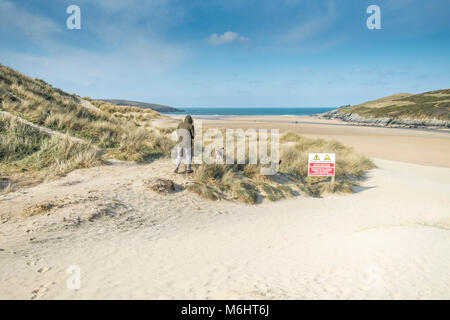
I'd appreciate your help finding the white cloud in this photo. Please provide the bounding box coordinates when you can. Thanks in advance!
[206,31,248,46]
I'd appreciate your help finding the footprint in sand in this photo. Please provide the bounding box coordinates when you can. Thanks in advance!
[37,267,52,273]
[31,287,47,299]
[31,281,56,299]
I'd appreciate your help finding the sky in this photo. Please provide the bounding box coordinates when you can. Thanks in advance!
[1,0,450,108]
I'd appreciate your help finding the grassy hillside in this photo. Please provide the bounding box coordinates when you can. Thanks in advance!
[0,64,172,160]
[97,99,182,113]
[0,64,174,191]
[338,89,450,120]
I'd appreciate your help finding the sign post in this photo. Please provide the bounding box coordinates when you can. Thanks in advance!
[308,153,336,181]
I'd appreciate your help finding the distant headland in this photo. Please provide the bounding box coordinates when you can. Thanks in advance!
[98,99,183,113]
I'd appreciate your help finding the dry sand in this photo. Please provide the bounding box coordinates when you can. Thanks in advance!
[0,116,449,299]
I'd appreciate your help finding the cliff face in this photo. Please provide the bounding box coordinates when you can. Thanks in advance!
[318,89,450,129]
[320,109,450,129]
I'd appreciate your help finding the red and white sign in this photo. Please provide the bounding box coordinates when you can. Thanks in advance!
[308,153,335,176]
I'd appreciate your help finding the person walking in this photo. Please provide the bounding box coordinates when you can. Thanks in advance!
[174,115,194,174]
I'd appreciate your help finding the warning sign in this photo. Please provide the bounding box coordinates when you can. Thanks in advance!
[308,153,335,176]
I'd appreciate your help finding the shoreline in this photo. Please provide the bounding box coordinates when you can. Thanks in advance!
[172,115,450,168]
[168,114,450,133]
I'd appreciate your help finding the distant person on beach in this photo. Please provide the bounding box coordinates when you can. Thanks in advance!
[174,115,194,174]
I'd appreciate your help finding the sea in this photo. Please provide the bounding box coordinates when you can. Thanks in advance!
[165,107,334,117]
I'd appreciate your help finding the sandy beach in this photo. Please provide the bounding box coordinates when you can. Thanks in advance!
[1,116,449,299]
[200,115,450,168]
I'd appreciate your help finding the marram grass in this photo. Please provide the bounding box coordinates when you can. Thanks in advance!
[187,132,375,203]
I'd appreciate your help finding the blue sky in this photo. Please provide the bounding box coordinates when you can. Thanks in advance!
[1,0,449,108]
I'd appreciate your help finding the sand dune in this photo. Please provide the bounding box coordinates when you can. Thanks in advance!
[0,155,449,299]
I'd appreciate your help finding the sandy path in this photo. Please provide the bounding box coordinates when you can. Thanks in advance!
[79,99,102,113]
[1,158,449,299]
[200,116,450,168]
[0,111,87,145]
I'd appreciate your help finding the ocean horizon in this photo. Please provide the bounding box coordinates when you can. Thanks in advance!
[165,107,334,117]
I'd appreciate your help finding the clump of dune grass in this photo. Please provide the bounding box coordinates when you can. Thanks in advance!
[26,137,103,178]
[189,164,259,203]
[187,131,375,203]
[111,124,173,162]
[187,182,222,201]
[277,132,374,196]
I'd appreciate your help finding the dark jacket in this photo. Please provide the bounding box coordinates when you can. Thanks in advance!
[177,115,194,145]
